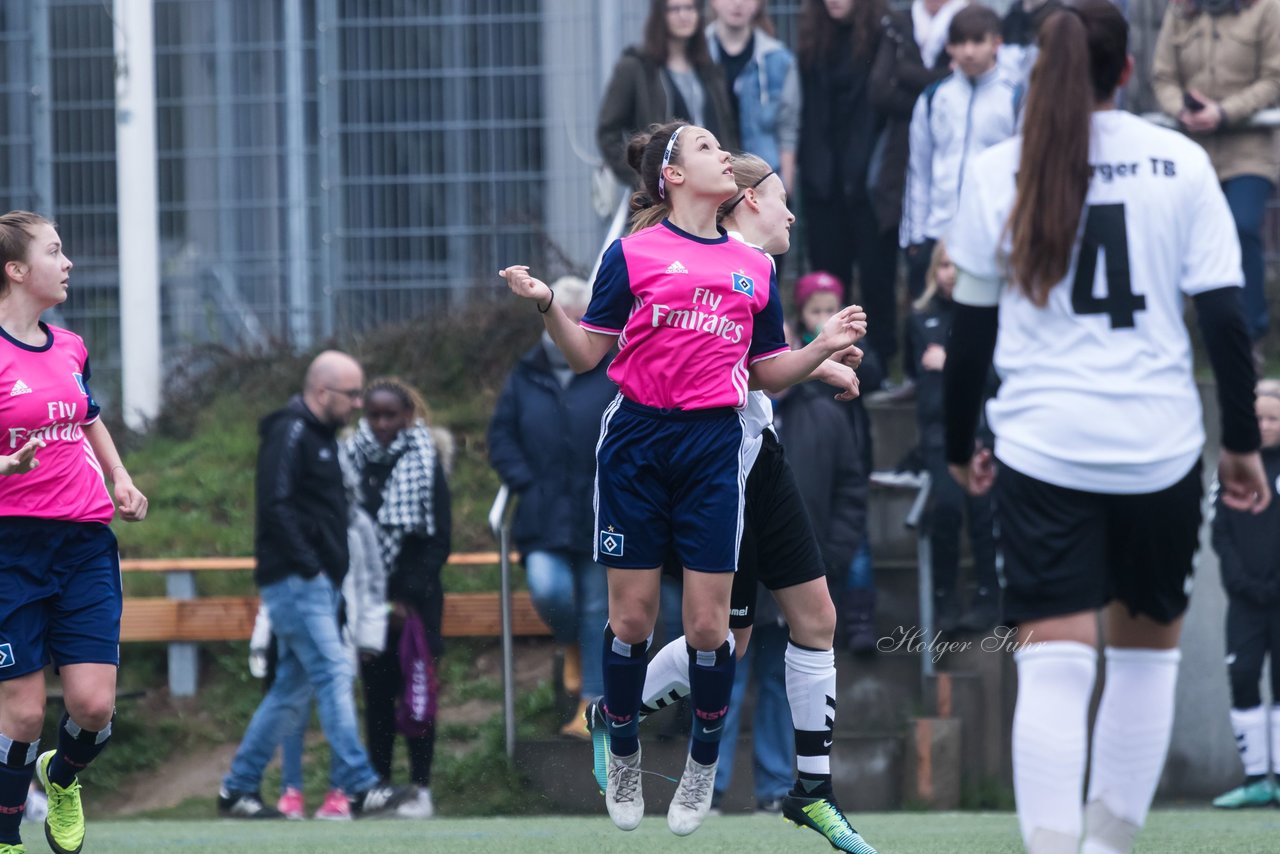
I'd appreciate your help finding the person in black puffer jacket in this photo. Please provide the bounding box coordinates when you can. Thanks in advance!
[1210,380,1280,808]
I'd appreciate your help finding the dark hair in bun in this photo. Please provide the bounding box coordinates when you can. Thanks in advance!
[626,121,686,233]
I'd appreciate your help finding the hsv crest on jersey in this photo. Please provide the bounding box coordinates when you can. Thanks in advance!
[731,271,754,297]
[72,372,87,396]
[9,379,31,396]
[664,260,689,275]
[599,529,625,557]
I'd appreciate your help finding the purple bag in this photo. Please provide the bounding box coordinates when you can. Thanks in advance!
[396,611,438,738]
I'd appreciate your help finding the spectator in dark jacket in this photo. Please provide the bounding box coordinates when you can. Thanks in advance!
[488,276,618,738]
[908,242,998,633]
[1210,380,1280,808]
[793,271,878,652]
[797,0,930,377]
[221,351,413,820]
[596,0,740,188]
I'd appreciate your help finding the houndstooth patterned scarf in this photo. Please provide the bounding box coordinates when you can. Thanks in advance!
[343,418,437,568]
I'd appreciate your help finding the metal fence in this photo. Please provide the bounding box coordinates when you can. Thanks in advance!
[0,0,1274,406]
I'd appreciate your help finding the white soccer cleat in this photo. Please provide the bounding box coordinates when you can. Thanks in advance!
[605,747,644,831]
[667,755,717,836]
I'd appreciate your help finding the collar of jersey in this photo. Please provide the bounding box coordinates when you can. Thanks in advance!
[0,321,53,352]
[661,218,728,245]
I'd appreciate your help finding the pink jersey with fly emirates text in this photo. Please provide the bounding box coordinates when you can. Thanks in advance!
[580,220,788,410]
[0,323,113,524]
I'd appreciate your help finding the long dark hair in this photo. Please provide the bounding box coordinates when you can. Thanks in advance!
[797,0,886,67]
[642,0,714,67]
[628,121,688,232]
[1005,0,1128,305]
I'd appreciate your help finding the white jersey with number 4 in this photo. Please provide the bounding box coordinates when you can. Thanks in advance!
[947,110,1243,494]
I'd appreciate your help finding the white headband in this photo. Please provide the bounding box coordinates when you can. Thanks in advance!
[656,125,687,200]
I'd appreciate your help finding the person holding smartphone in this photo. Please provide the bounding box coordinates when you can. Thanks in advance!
[1153,0,1280,370]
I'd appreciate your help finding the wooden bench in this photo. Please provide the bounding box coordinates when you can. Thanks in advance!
[120,553,551,695]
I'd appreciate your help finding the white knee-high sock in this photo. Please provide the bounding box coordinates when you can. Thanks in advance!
[1081,647,1181,854]
[640,636,690,719]
[784,642,837,785]
[1013,641,1097,854]
[1228,705,1269,777]
[1270,705,1280,776]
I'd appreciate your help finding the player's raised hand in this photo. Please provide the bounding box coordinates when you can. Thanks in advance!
[499,265,552,307]
[832,345,863,371]
[0,437,44,476]
[1219,450,1271,514]
[819,305,868,350]
[810,358,860,400]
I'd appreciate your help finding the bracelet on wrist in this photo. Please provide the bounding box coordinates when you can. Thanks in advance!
[537,289,555,314]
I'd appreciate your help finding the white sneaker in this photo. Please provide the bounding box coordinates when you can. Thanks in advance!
[605,747,644,831]
[395,788,435,819]
[667,755,717,836]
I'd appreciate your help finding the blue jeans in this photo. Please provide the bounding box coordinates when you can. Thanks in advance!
[526,550,609,697]
[223,574,379,795]
[281,711,307,792]
[1222,175,1274,341]
[712,621,793,802]
[846,541,874,591]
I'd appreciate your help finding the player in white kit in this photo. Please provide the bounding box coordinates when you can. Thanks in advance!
[941,2,1271,852]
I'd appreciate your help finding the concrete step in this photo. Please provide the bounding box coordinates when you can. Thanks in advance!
[513,730,906,814]
[835,648,924,733]
[865,400,919,471]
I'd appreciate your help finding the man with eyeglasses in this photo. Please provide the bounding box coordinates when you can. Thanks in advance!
[220,350,416,820]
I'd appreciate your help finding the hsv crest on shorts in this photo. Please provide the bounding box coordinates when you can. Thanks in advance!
[0,643,13,668]
[731,271,754,297]
[599,528,625,558]
[664,260,689,275]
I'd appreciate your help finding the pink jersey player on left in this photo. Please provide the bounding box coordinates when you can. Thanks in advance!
[0,210,148,854]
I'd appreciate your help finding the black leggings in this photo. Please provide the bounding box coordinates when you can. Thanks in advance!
[360,619,438,787]
[1225,594,1280,709]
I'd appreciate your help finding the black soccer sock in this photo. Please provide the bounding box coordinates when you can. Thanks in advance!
[601,624,650,758]
[48,712,113,788]
[688,638,735,766]
[0,732,39,844]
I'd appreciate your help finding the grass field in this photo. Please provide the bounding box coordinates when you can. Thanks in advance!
[14,809,1280,853]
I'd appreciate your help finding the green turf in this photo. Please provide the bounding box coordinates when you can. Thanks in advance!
[14,809,1280,853]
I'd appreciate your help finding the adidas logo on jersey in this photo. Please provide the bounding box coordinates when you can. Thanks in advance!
[9,380,31,396]
[664,260,689,275]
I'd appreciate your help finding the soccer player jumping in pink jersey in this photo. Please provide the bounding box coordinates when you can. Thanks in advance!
[502,121,862,837]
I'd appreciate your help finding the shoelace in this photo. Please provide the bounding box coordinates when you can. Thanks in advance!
[46,779,81,833]
[608,761,642,804]
[675,767,713,810]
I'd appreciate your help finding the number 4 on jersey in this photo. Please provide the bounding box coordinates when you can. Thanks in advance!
[1071,203,1146,329]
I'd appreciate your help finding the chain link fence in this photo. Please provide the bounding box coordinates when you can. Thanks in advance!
[0,0,1273,405]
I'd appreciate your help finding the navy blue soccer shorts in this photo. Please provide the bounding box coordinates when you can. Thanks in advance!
[593,396,748,573]
[0,518,122,680]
